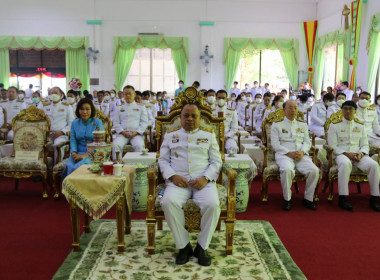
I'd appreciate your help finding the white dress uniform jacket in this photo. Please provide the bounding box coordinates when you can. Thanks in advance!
[271,117,319,201]
[236,100,248,126]
[159,127,222,250]
[229,87,240,97]
[253,103,268,133]
[0,99,26,140]
[94,101,110,118]
[297,102,311,121]
[327,104,340,119]
[343,88,354,101]
[213,106,239,153]
[309,102,327,137]
[355,106,380,146]
[113,101,148,155]
[376,105,380,126]
[328,118,380,196]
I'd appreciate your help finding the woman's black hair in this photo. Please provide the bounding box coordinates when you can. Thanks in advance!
[271,95,283,106]
[76,98,96,119]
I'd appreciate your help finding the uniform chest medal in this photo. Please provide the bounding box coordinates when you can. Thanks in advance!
[197,138,208,144]
[172,134,179,143]
[296,128,303,133]
[58,109,65,112]
[226,113,232,117]
[133,108,139,111]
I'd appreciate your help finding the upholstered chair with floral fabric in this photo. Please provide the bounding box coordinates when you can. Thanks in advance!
[0,106,51,198]
[146,87,237,255]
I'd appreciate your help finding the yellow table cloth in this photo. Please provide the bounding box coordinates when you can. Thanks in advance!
[62,164,135,220]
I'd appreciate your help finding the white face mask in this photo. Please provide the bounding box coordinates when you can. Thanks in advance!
[217,99,226,107]
[255,98,262,104]
[231,97,236,101]
[327,101,335,107]
[289,96,296,101]
[245,86,249,90]
[111,93,115,98]
[179,83,183,88]
[51,94,60,102]
[336,99,345,107]
[67,97,75,104]
[254,84,258,88]
[104,96,110,101]
[18,93,25,100]
[277,101,284,108]
[241,96,246,101]
[356,90,361,94]
[246,96,252,102]
[358,99,370,108]
[207,96,216,104]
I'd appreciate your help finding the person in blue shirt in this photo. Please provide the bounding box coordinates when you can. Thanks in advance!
[61,98,103,179]
[175,80,185,97]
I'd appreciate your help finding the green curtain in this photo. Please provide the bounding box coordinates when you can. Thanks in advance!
[113,36,189,91]
[0,48,9,88]
[367,12,380,94]
[314,29,350,95]
[223,38,299,90]
[114,47,136,93]
[0,36,88,50]
[65,48,89,92]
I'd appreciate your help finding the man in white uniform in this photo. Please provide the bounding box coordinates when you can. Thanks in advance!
[253,92,271,133]
[0,86,26,140]
[327,92,346,119]
[342,81,354,101]
[229,81,240,97]
[355,91,380,146]
[213,89,239,153]
[159,103,222,266]
[113,85,148,158]
[251,81,261,96]
[327,101,380,211]
[271,100,319,211]
[94,91,110,118]
[309,93,334,137]
[204,89,216,110]
[42,87,73,162]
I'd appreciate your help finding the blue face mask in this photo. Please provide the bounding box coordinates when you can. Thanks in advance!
[32,97,40,104]
[289,96,296,101]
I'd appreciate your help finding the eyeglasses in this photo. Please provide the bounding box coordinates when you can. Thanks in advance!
[342,107,355,111]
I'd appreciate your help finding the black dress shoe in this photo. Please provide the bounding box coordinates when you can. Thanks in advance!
[370,196,380,212]
[282,200,291,211]
[194,243,211,266]
[302,199,317,210]
[175,243,193,265]
[339,196,354,211]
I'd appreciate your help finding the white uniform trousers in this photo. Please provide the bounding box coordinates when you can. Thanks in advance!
[368,134,380,147]
[52,135,68,163]
[112,134,144,159]
[275,154,319,201]
[225,138,238,153]
[161,182,221,250]
[335,154,380,196]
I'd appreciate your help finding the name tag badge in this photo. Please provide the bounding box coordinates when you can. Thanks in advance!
[58,109,64,112]
[282,129,288,133]
[197,138,208,144]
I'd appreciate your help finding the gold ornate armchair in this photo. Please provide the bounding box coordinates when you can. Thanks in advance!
[0,107,8,140]
[0,106,51,198]
[260,108,320,202]
[146,87,237,255]
[52,108,113,198]
[319,110,380,201]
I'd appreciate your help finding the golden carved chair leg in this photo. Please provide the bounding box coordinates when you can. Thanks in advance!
[262,179,268,202]
[84,213,91,233]
[328,175,334,201]
[147,219,157,255]
[53,172,60,199]
[69,200,80,251]
[225,220,235,255]
[116,195,125,252]
[42,173,48,199]
[125,196,131,235]
[157,218,163,230]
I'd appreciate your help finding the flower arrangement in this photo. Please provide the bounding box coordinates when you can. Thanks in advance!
[298,82,313,90]
[69,78,82,90]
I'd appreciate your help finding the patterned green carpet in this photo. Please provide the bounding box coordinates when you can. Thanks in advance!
[53,220,306,280]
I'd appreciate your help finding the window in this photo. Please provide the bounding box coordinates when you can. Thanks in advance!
[234,49,290,92]
[125,48,178,95]
[321,44,338,91]
[9,49,66,96]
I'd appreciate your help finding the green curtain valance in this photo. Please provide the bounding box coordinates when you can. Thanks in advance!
[316,29,348,50]
[0,36,88,50]
[223,38,299,66]
[366,12,380,51]
[113,36,189,63]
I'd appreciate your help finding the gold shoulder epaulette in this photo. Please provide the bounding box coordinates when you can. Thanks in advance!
[354,118,364,125]
[267,105,272,109]
[150,100,158,104]
[167,128,180,133]
[199,126,214,133]
[61,102,69,106]
[296,118,305,122]
[227,107,235,111]
[367,106,375,111]
[331,118,343,124]
[370,104,376,108]
[42,102,50,107]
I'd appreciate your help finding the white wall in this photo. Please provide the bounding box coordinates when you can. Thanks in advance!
[317,0,380,93]
[0,0,318,92]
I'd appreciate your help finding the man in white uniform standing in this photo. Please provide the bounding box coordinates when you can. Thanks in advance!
[159,103,222,266]
[342,81,354,101]
[113,85,148,158]
[328,100,380,211]
[271,101,319,211]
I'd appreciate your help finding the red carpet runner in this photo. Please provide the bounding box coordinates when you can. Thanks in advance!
[1,176,380,280]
